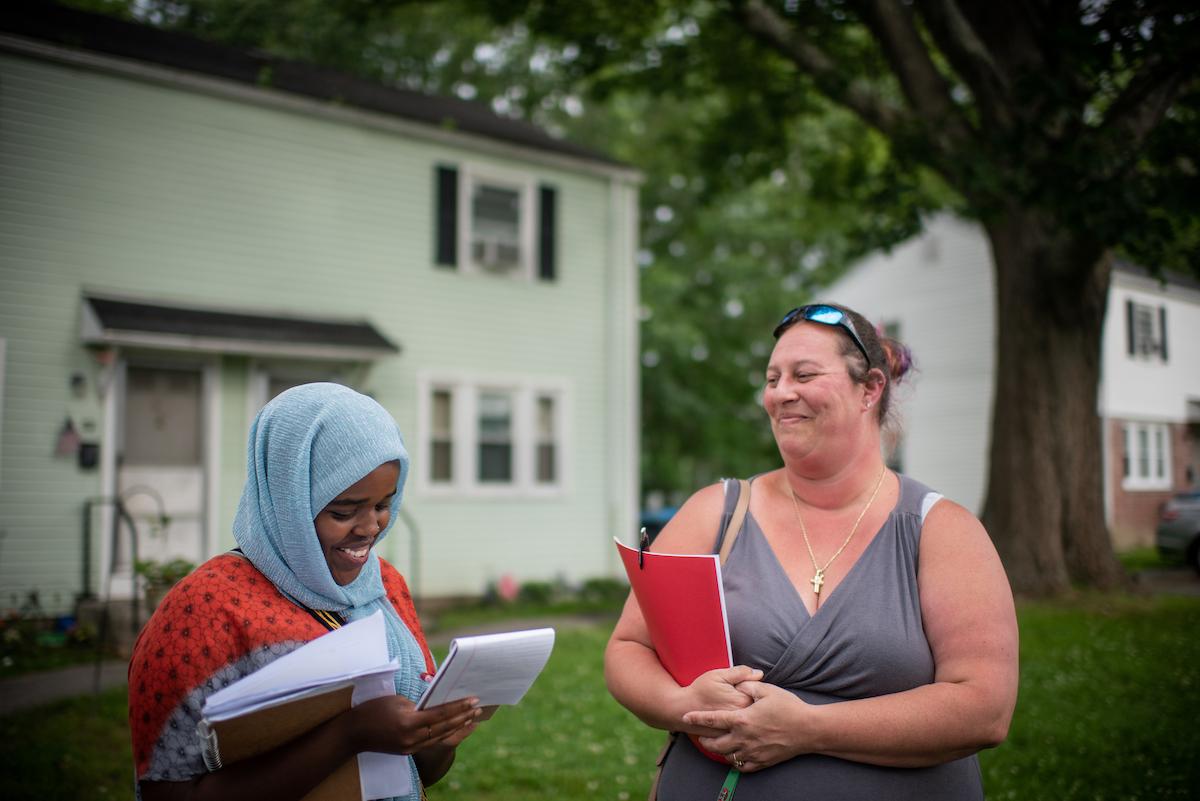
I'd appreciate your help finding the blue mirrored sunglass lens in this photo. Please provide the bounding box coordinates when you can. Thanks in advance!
[805,307,844,325]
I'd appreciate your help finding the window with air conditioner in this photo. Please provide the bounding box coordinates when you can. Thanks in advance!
[1125,300,1168,362]
[434,163,557,281]
[470,183,524,275]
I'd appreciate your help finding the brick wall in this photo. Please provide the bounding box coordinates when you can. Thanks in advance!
[1107,418,1196,549]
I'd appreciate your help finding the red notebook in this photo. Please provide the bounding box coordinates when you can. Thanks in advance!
[614,538,733,686]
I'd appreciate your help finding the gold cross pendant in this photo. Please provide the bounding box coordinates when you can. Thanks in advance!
[810,569,825,596]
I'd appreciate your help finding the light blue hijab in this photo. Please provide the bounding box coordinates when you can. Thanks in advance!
[233,383,427,797]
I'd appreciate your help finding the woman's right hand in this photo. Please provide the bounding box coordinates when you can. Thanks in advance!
[346,695,481,755]
[676,665,762,737]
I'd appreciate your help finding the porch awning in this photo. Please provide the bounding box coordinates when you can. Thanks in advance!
[80,295,400,361]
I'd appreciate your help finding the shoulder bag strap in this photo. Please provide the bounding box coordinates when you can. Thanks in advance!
[717,478,751,565]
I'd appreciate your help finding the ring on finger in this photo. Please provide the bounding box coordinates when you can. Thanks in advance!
[732,754,745,769]
[427,725,433,740]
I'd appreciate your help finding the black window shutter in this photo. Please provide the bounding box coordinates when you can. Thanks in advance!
[538,185,557,281]
[435,165,458,268]
[1125,299,1135,355]
[1159,305,1168,361]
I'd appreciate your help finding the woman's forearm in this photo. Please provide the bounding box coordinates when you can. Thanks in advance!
[810,681,1012,767]
[604,638,694,731]
[139,708,360,801]
[688,674,1014,770]
[414,744,456,786]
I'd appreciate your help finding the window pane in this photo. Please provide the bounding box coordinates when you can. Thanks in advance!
[474,184,520,227]
[432,389,452,434]
[480,444,513,482]
[478,391,512,482]
[1154,426,1165,479]
[478,392,512,440]
[537,444,556,483]
[1137,427,1149,477]
[535,396,557,484]
[123,366,202,465]
[1121,425,1130,478]
[431,441,452,482]
[537,396,555,439]
[430,389,453,483]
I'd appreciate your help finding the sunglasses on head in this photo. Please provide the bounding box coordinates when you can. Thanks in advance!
[773,304,871,366]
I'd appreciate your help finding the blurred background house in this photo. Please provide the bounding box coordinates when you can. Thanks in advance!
[0,2,640,630]
[828,214,1200,551]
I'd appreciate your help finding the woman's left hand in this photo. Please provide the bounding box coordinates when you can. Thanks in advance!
[430,710,484,748]
[682,681,808,772]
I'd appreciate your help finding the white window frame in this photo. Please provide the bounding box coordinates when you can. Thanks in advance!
[457,164,536,280]
[416,371,569,497]
[1122,421,1172,491]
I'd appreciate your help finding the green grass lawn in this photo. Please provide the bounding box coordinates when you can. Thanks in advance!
[981,594,1200,801]
[2,594,1197,800]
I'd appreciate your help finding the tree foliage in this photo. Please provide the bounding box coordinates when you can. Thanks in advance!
[477,0,1200,595]
[482,0,1199,274]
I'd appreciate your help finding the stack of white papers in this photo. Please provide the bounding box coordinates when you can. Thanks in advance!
[201,610,411,799]
[204,610,398,719]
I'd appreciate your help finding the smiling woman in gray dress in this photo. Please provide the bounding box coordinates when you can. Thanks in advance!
[606,303,1019,800]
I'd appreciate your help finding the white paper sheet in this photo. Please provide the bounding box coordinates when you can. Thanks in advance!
[205,610,391,715]
[416,628,556,710]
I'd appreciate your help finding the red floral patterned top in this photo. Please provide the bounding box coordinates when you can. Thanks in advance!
[128,553,434,784]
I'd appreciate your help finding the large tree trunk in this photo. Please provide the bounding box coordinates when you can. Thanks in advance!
[980,208,1130,596]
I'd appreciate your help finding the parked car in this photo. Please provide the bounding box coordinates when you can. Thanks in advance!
[639,506,678,545]
[1156,491,1200,574]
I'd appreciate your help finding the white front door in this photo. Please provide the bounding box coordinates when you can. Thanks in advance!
[115,365,207,578]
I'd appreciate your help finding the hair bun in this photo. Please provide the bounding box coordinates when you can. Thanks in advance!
[881,338,914,383]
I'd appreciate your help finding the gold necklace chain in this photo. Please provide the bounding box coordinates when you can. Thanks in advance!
[788,466,887,601]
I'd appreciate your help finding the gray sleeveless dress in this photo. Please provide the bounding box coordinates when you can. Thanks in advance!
[656,474,985,801]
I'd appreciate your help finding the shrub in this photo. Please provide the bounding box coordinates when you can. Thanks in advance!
[517,581,554,605]
[580,577,628,604]
[133,558,195,589]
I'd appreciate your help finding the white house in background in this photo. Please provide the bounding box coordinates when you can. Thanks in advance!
[0,2,640,621]
[827,214,1200,550]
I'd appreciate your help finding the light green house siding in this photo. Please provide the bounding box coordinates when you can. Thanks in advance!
[0,43,638,611]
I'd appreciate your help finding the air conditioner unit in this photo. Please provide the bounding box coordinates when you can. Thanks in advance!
[472,237,521,272]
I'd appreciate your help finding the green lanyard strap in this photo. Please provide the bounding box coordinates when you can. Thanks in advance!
[717,767,741,800]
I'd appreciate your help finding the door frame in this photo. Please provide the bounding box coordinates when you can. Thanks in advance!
[98,351,221,599]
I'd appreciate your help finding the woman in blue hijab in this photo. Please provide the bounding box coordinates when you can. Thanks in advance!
[130,383,480,801]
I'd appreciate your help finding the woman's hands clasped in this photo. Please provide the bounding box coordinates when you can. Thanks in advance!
[683,679,807,772]
[676,666,763,738]
[348,694,482,756]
